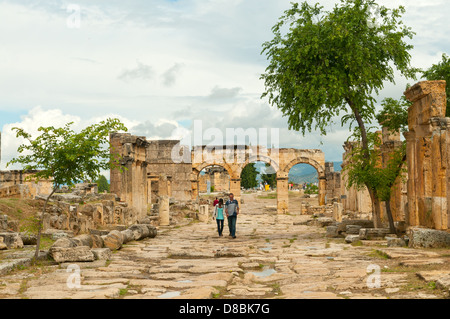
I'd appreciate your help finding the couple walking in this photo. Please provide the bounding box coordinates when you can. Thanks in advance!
[212,193,239,239]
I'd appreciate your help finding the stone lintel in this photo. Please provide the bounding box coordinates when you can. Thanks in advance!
[404,80,446,103]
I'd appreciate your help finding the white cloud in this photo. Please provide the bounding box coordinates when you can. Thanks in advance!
[0,0,449,167]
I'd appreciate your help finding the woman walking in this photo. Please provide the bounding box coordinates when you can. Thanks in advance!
[213,198,225,237]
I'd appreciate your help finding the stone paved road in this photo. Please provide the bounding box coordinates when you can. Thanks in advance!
[1,193,449,299]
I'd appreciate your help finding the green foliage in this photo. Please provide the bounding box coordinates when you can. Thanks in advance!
[96,175,110,193]
[376,94,411,134]
[261,0,418,135]
[422,53,450,116]
[304,183,319,195]
[7,118,127,259]
[342,130,406,202]
[241,163,258,189]
[7,118,127,188]
[260,163,276,188]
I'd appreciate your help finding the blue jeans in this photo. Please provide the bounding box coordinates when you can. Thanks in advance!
[228,215,237,237]
[216,219,224,236]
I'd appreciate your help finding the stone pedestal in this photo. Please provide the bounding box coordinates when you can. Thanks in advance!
[198,205,209,223]
[159,196,170,226]
[333,202,343,222]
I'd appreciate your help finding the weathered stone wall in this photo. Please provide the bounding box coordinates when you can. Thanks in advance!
[325,162,341,203]
[146,140,192,201]
[110,133,149,221]
[199,166,230,193]
[0,170,53,199]
[404,80,449,230]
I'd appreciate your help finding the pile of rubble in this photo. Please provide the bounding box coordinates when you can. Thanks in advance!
[48,221,157,263]
[304,214,450,249]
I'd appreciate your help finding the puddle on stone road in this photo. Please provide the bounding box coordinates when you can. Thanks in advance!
[259,243,272,251]
[177,280,193,283]
[251,267,277,278]
[158,291,181,299]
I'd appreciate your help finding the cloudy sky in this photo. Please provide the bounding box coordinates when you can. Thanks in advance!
[1,0,449,170]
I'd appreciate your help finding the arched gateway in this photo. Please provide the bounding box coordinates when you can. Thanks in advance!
[191,145,326,214]
[110,135,326,216]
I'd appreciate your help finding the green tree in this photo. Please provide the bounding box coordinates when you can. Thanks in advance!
[96,175,110,193]
[422,53,450,116]
[260,163,277,189]
[7,118,127,260]
[241,163,258,189]
[261,0,418,226]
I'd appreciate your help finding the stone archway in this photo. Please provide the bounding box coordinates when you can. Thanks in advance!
[191,146,326,214]
[276,157,326,214]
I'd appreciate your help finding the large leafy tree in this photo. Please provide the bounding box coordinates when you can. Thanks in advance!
[96,175,110,193]
[261,0,418,226]
[260,163,277,189]
[8,118,127,260]
[241,163,258,189]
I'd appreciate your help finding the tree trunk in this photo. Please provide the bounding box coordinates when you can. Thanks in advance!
[33,187,57,261]
[368,187,382,228]
[347,97,382,227]
[385,198,397,234]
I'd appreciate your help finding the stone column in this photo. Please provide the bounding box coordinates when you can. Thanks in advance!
[230,178,241,202]
[190,173,199,200]
[404,80,449,230]
[276,172,289,214]
[159,195,170,226]
[318,177,326,206]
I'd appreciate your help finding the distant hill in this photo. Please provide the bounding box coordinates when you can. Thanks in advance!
[288,161,342,184]
[254,161,342,185]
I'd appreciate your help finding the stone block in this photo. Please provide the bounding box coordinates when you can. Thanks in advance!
[51,237,78,249]
[337,220,374,233]
[49,246,95,263]
[307,217,334,227]
[408,227,450,248]
[91,248,112,261]
[345,235,360,244]
[73,234,94,248]
[345,225,362,235]
[386,237,407,247]
[436,275,450,291]
[325,226,341,238]
[359,228,391,240]
[0,232,24,249]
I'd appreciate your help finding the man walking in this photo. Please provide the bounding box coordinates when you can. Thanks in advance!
[225,193,239,239]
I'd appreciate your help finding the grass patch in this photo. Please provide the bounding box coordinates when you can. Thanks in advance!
[351,240,363,247]
[368,249,391,259]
